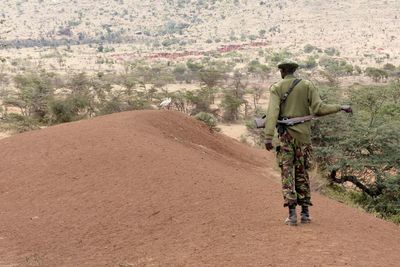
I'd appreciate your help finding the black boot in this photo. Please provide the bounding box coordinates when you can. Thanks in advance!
[301,206,311,224]
[284,205,297,226]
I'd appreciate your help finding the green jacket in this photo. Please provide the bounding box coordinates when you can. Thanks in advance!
[265,74,341,144]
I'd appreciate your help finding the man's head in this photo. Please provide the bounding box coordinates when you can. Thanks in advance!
[277,59,299,79]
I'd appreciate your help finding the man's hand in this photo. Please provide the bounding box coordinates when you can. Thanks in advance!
[264,139,273,151]
[341,105,352,113]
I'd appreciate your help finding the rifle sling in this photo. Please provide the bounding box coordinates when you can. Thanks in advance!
[280,78,302,108]
[277,78,301,134]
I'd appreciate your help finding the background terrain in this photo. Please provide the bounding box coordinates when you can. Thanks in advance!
[1,0,400,72]
[0,1,400,265]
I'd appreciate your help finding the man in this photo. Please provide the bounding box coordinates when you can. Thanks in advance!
[264,59,352,226]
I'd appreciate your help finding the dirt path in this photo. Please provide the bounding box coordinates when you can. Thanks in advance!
[0,111,399,266]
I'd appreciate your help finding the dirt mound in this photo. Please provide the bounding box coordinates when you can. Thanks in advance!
[0,110,399,266]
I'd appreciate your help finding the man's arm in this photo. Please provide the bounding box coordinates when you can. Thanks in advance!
[308,81,342,115]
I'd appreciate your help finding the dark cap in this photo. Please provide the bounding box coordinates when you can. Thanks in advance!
[277,59,299,69]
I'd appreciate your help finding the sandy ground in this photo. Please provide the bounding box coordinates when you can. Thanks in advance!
[0,132,10,140]
[0,110,399,266]
[218,123,248,142]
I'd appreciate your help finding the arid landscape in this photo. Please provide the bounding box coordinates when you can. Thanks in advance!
[1,0,400,75]
[1,0,400,266]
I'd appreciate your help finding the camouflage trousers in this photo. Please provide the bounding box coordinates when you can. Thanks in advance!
[277,131,313,207]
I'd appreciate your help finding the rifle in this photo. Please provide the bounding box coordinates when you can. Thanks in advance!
[254,115,319,129]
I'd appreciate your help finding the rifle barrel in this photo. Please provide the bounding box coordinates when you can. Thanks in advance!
[277,115,318,125]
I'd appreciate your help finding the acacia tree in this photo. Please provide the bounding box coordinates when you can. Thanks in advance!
[128,62,174,101]
[365,67,389,82]
[151,66,174,95]
[67,72,95,116]
[4,72,54,119]
[247,59,270,82]
[185,89,213,115]
[312,83,400,222]
[198,67,223,105]
[172,63,188,83]
[248,83,266,110]
[220,71,248,121]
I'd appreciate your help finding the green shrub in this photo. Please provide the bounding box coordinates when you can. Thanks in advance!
[3,113,39,133]
[48,99,76,123]
[302,56,317,69]
[48,95,90,123]
[269,50,293,63]
[248,34,257,41]
[99,97,124,115]
[220,91,244,122]
[303,44,317,53]
[383,63,396,71]
[162,38,179,47]
[324,47,339,56]
[365,67,388,82]
[194,112,220,131]
[319,57,353,76]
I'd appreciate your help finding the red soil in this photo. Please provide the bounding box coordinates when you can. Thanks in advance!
[0,110,399,266]
[111,41,269,61]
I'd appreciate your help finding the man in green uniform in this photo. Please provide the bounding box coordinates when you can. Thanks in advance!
[264,59,352,226]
